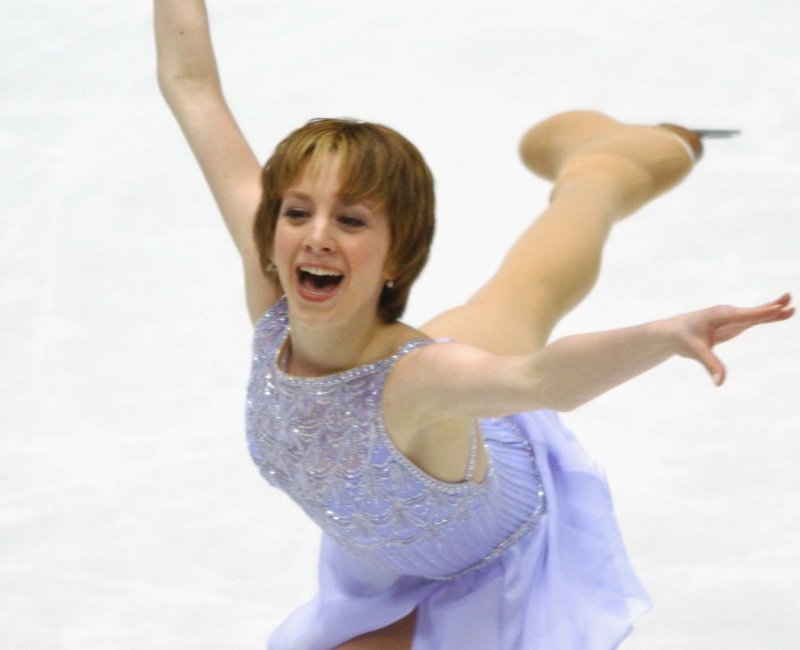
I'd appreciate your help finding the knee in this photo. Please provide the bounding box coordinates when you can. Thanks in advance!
[519,110,618,178]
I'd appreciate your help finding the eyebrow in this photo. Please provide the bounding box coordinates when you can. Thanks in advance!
[283,190,377,210]
[283,190,312,200]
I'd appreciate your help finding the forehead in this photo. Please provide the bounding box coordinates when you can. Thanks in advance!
[287,152,386,210]
[287,153,340,192]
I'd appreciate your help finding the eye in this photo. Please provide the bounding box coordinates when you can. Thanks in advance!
[338,215,365,228]
[282,208,309,222]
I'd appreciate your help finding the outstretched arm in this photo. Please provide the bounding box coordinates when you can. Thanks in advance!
[526,293,794,409]
[394,295,794,424]
[154,1,279,321]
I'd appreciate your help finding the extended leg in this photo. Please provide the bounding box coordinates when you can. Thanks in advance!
[421,111,696,354]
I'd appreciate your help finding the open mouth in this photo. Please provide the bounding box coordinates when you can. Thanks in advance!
[297,265,344,297]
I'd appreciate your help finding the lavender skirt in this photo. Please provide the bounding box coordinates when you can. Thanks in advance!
[268,411,650,649]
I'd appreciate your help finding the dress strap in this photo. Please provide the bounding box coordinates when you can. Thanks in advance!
[464,421,479,482]
[393,338,434,358]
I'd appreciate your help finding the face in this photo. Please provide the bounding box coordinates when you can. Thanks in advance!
[272,155,394,330]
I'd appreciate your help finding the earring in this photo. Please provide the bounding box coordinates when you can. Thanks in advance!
[266,263,276,273]
[385,279,395,289]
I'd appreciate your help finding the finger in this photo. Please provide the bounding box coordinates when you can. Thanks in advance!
[722,302,791,326]
[712,307,791,343]
[758,302,794,323]
[709,299,793,347]
[753,293,793,318]
[689,340,726,386]
[773,306,795,321]
[708,357,726,387]
[773,292,792,306]
[722,294,792,318]
[756,293,791,309]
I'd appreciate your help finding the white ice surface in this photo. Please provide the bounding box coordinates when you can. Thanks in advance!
[2,1,799,648]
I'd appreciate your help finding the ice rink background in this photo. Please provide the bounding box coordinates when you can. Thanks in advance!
[2,1,799,648]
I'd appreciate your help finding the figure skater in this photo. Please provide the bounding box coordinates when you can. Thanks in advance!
[154,2,793,648]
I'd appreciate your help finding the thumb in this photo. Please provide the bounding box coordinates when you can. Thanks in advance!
[703,352,726,386]
[689,340,726,386]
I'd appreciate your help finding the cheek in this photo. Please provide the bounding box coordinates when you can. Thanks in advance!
[380,237,394,278]
[271,223,292,260]
[371,224,393,275]
[357,239,392,277]
[270,224,297,284]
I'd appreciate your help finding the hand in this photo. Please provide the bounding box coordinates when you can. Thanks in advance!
[668,294,794,385]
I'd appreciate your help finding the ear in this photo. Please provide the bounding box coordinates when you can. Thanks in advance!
[382,263,397,287]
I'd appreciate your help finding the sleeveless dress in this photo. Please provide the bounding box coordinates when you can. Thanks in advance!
[246,299,650,649]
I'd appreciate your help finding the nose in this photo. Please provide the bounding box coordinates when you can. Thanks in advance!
[303,214,335,253]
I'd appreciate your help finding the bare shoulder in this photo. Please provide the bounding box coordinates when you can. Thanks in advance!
[390,338,496,387]
[382,336,474,426]
[385,335,538,425]
[382,334,487,483]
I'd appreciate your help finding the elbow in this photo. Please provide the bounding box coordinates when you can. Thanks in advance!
[547,397,582,413]
[156,64,181,101]
[156,68,173,99]
[534,388,591,413]
[156,66,195,95]
[558,400,583,413]
[157,68,222,108]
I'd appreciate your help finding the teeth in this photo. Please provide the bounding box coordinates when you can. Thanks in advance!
[299,266,342,277]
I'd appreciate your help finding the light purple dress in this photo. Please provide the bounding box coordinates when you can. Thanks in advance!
[246,298,650,649]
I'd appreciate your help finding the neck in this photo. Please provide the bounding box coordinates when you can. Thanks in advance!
[284,309,391,377]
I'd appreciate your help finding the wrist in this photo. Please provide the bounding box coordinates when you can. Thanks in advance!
[642,318,681,360]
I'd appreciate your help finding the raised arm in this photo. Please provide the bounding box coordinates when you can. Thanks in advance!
[154,0,279,321]
[393,294,793,424]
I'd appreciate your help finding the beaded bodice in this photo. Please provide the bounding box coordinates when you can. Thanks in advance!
[246,298,546,580]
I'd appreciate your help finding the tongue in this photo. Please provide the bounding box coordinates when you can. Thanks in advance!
[301,272,341,295]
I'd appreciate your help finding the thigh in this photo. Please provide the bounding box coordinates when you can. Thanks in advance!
[422,197,611,355]
[334,610,416,650]
[421,294,549,356]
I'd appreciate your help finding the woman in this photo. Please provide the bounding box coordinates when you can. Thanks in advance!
[154,2,792,648]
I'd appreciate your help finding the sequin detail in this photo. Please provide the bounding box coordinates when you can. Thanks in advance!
[246,298,546,580]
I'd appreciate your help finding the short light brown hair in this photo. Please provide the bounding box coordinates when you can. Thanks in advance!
[254,118,435,322]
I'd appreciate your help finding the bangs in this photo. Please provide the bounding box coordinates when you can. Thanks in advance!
[299,128,394,209]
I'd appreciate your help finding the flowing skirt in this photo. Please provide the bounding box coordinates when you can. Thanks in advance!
[268,410,650,649]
